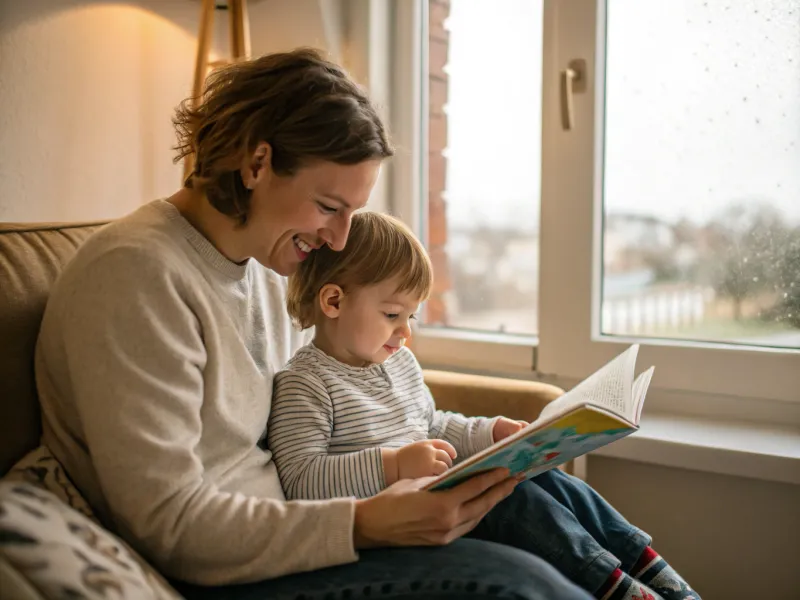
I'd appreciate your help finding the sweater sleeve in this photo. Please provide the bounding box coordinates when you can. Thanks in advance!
[52,247,357,585]
[425,386,500,460]
[269,370,386,500]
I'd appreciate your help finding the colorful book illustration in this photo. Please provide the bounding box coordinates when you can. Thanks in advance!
[425,344,654,491]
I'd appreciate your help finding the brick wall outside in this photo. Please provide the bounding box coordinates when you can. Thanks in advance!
[427,0,451,325]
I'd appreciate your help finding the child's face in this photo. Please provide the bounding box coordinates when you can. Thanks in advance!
[333,276,422,366]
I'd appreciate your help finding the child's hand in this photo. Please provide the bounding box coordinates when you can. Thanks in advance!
[382,440,457,485]
[493,417,529,442]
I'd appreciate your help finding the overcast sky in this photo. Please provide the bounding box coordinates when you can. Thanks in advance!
[444,0,800,229]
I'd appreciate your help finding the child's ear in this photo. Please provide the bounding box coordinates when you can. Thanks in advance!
[318,284,344,319]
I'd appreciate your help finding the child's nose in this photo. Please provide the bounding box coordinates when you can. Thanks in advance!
[397,323,412,339]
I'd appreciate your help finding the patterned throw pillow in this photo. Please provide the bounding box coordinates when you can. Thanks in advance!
[5,446,96,523]
[0,481,182,600]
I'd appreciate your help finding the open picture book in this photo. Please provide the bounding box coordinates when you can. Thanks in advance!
[425,344,654,491]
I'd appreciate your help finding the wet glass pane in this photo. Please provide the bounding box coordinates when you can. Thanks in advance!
[602,0,800,349]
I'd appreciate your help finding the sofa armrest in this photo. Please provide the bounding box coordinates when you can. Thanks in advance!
[422,369,574,475]
[422,369,564,421]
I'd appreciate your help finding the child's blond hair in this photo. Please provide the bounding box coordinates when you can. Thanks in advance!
[287,212,432,329]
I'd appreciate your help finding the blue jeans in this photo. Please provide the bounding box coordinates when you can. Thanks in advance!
[175,470,645,599]
[174,539,591,599]
[469,469,651,595]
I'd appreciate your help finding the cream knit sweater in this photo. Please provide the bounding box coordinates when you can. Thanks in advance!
[35,200,357,585]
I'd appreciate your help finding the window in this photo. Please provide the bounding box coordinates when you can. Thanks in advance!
[391,0,799,406]
[425,0,543,337]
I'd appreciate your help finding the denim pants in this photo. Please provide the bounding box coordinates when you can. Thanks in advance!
[470,469,652,595]
[174,539,591,599]
[175,470,646,600]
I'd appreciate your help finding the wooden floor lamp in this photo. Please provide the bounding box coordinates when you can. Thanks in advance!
[184,0,252,180]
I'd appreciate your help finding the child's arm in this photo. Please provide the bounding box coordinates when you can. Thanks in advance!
[268,370,386,500]
[425,385,502,460]
[399,349,502,460]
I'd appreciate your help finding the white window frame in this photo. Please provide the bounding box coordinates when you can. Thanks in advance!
[389,0,800,420]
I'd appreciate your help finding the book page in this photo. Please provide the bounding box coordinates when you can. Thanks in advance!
[631,366,655,424]
[535,345,639,424]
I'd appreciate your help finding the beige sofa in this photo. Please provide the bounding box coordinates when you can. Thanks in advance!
[0,220,566,599]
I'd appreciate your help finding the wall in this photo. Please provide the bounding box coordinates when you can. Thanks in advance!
[1,1,191,221]
[588,456,800,600]
[0,0,374,223]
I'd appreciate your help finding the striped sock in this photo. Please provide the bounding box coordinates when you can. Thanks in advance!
[633,547,701,600]
[597,568,664,600]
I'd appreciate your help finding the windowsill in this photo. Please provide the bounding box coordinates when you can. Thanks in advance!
[590,412,800,485]
[412,327,538,374]
[414,335,799,485]
[414,326,538,347]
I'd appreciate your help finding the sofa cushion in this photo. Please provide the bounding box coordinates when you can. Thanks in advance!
[0,481,182,600]
[0,221,107,476]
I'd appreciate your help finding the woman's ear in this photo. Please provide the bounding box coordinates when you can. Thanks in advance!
[241,142,272,190]
[318,284,344,319]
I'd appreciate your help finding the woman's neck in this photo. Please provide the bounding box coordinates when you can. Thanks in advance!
[167,187,248,263]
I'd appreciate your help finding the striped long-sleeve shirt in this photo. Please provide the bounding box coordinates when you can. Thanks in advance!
[268,344,499,500]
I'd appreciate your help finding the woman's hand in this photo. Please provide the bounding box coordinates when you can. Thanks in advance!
[353,468,520,549]
[492,417,529,442]
[381,440,457,485]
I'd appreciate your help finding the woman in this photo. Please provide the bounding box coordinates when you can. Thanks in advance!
[35,48,590,599]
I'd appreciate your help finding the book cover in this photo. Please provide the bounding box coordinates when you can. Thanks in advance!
[427,407,635,491]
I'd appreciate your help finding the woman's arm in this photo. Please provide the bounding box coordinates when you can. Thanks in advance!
[52,247,357,585]
[269,371,386,499]
[353,468,522,548]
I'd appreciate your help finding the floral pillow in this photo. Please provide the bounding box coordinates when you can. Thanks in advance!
[4,445,96,523]
[0,479,181,599]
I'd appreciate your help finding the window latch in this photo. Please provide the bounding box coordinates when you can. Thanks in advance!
[561,59,588,131]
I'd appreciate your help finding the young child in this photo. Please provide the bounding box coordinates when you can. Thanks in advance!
[268,212,699,600]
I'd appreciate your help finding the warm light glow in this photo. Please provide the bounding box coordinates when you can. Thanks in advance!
[9,2,218,63]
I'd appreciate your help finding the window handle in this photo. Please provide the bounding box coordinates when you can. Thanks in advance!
[561,59,587,131]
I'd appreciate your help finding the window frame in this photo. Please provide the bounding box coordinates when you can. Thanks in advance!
[389,0,800,413]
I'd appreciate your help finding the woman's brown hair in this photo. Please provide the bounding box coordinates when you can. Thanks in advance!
[287,212,433,330]
[173,48,393,224]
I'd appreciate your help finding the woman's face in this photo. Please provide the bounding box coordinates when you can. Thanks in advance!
[242,147,381,275]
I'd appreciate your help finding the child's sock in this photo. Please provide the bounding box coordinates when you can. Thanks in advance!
[632,546,700,600]
[597,568,664,600]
